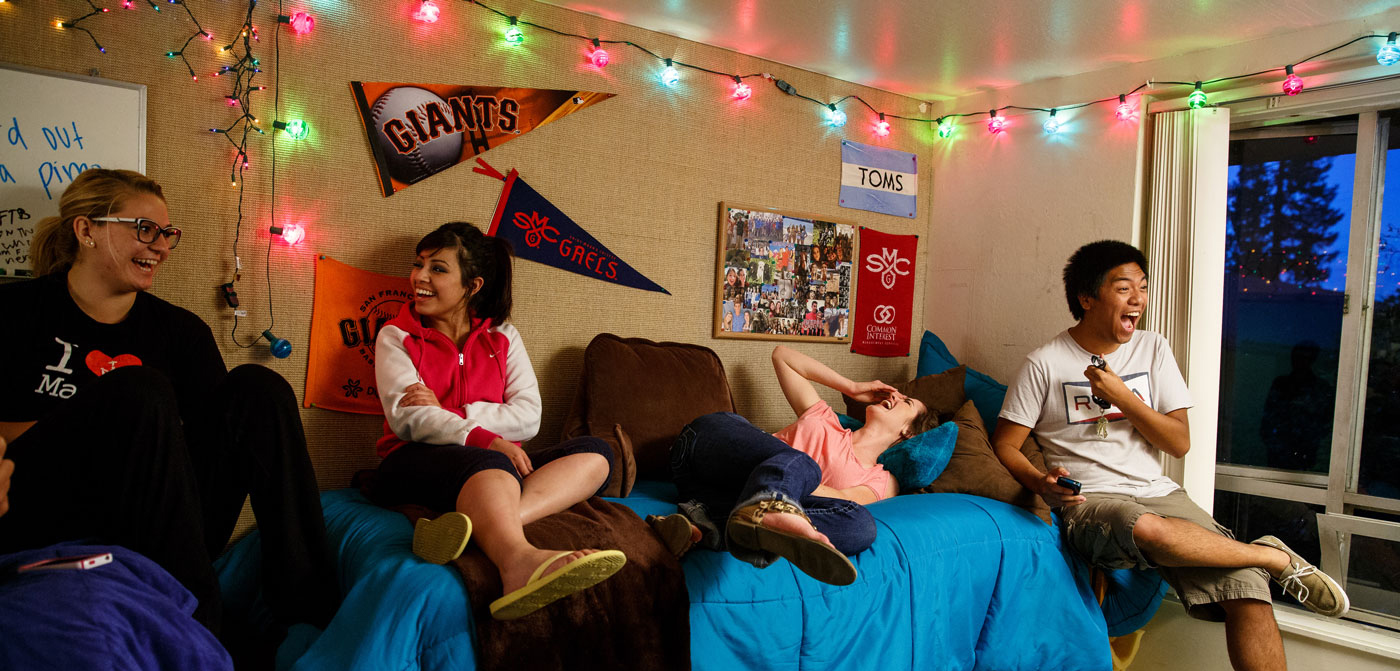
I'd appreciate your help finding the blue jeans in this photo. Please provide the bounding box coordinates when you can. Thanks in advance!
[669,412,876,567]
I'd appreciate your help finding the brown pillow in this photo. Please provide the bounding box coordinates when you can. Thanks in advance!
[609,424,638,498]
[560,334,737,496]
[843,364,967,423]
[918,400,1052,524]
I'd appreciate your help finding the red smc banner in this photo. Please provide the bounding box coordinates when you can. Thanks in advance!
[851,227,917,357]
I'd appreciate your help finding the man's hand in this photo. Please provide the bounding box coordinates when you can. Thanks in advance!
[1083,360,1133,409]
[488,437,533,477]
[400,383,443,409]
[846,380,898,404]
[0,436,13,518]
[1034,467,1086,508]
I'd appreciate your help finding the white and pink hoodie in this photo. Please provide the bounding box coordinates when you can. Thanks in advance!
[374,304,541,458]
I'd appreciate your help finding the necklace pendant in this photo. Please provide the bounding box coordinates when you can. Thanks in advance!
[1095,415,1110,440]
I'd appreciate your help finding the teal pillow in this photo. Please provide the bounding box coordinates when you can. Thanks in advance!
[916,330,1008,432]
[838,414,959,492]
[878,421,959,492]
[837,413,865,431]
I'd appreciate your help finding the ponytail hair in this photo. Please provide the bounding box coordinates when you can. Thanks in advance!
[416,222,514,323]
[30,168,165,276]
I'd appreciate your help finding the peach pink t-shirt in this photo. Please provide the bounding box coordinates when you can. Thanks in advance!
[772,401,892,501]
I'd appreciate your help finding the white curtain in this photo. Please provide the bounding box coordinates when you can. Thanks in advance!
[1143,107,1229,513]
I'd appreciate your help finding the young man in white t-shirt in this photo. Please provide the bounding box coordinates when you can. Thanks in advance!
[992,240,1349,671]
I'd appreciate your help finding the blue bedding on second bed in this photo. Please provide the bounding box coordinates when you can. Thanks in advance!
[220,483,1112,671]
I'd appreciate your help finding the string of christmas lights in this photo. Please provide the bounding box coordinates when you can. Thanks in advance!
[163,0,212,81]
[55,0,111,53]
[439,0,1400,139]
[49,1,1400,144]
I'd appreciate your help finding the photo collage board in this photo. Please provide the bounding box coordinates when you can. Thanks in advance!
[714,203,857,342]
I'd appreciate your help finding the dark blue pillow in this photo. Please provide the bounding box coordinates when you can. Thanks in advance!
[838,414,959,492]
[916,330,1008,432]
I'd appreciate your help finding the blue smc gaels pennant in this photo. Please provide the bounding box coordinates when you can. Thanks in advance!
[839,140,918,219]
[475,160,669,295]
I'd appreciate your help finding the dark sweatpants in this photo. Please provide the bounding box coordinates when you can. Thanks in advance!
[0,364,339,633]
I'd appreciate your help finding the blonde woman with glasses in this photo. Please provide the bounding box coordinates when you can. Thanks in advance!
[0,169,339,640]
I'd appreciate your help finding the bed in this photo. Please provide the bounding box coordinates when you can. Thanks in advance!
[218,480,1112,671]
[215,332,1155,670]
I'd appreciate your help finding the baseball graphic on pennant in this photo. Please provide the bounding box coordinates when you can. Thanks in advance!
[369,86,465,185]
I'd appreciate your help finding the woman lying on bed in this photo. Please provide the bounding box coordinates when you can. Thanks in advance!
[656,345,937,585]
[372,222,625,620]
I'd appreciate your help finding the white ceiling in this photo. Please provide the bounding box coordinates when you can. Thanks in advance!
[538,0,1397,101]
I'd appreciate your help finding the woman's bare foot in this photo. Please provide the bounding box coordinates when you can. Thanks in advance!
[498,547,597,595]
[761,511,834,548]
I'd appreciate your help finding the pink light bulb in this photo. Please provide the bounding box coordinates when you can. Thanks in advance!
[1115,94,1133,120]
[987,111,1006,134]
[732,80,751,100]
[413,0,440,23]
[1282,66,1304,96]
[874,115,891,137]
[284,11,314,35]
[281,223,305,246]
[591,48,610,68]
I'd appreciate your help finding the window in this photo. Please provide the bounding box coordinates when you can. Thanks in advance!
[1216,109,1400,631]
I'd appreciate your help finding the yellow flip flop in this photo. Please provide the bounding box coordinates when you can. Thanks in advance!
[489,549,627,620]
[412,512,472,565]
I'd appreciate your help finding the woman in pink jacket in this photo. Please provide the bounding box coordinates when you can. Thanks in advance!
[373,222,624,621]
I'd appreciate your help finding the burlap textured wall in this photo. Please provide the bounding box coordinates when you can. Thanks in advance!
[1,2,933,502]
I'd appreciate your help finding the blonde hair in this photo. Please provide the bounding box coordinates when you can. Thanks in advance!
[30,168,165,276]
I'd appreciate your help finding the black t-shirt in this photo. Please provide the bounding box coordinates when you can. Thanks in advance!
[0,273,227,426]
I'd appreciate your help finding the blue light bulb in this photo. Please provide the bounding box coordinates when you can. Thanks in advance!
[826,106,846,127]
[262,330,292,359]
[1379,33,1400,66]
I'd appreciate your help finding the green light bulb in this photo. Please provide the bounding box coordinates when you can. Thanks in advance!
[274,119,310,140]
[1188,82,1207,109]
[937,118,956,138]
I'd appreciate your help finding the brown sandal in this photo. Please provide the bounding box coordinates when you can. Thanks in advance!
[726,499,857,586]
[646,514,701,559]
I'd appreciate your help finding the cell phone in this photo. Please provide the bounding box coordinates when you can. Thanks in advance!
[1088,355,1112,409]
[17,552,113,572]
[1056,476,1083,495]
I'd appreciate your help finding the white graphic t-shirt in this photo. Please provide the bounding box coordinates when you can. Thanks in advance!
[999,330,1192,497]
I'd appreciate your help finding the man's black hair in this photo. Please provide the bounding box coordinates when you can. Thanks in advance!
[1062,240,1149,321]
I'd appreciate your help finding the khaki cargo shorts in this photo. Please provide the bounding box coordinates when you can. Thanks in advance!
[1060,488,1272,622]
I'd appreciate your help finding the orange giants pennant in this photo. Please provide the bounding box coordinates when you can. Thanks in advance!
[351,82,614,196]
[304,256,410,414]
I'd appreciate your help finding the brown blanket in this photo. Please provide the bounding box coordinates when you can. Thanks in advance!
[436,498,690,671]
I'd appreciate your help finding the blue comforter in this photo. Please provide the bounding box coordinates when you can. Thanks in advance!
[220,485,1112,671]
[1,543,232,671]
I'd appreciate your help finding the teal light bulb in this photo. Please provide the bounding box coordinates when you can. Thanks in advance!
[826,107,847,127]
[1379,33,1400,66]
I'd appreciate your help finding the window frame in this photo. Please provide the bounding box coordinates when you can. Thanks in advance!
[1220,86,1400,632]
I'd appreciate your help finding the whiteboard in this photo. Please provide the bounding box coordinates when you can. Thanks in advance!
[0,63,146,276]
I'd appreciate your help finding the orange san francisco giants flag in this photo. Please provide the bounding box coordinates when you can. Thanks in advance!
[304,255,410,414]
[350,81,614,196]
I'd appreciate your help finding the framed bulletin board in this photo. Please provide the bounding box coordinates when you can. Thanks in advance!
[714,202,857,342]
[0,64,146,276]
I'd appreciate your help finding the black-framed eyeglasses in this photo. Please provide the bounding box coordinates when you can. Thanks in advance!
[90,217,183,249]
